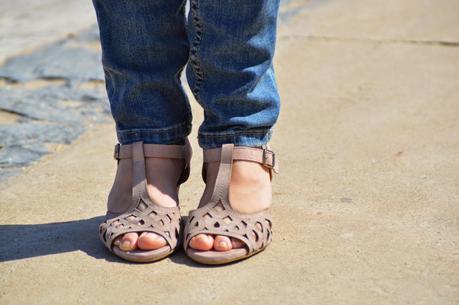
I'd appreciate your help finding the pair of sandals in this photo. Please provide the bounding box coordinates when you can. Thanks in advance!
[99,139,278,265]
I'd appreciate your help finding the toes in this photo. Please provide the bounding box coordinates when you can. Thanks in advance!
[231,238,244,249]
[189,234,214,251]
[213,235,233,252]
[137,232,167,250]
[119,232,139,251]
[189,235,243,252]
[113,237,121,246]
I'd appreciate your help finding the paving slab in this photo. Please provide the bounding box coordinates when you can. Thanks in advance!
[0,26,109,180]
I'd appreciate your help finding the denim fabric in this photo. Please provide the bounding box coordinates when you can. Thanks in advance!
[92,0,280,149]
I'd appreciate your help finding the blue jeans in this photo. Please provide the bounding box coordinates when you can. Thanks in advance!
[92,0,280,149]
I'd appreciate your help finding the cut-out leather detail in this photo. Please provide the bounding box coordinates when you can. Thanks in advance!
[100,197,182,250]
[185,201,272,255]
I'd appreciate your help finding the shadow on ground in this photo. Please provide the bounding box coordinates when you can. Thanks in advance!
[0,215,206,267]
[0,216,112,262]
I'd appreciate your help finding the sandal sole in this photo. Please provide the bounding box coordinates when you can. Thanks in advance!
[112,245,174,263]
[186,245,268,265]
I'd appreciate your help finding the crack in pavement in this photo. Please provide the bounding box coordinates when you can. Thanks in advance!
[279,34,459,48]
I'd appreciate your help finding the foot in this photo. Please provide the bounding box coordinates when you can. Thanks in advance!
[109,156,185,251]
[189,157,272,252]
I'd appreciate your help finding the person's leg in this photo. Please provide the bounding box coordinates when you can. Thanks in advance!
[93,0,191,144]
[185,0,280,252]
[92,0,190,251]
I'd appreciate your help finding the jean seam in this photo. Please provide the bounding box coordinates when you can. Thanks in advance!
[189,0,204,97]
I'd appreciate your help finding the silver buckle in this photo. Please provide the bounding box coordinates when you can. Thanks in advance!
[262,145,275,169]
[114,144,121,160]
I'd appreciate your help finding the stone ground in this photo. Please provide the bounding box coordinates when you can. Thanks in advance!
[1,0,458,304]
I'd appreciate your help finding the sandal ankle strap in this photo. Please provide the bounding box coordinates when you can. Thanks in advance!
[200,144,278,199]
[203,144,278,174]
[114,140,192,163]
[115,140,192,208]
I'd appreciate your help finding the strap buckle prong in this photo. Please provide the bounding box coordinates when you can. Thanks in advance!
[261,145,276,172]
[114,143,121,160]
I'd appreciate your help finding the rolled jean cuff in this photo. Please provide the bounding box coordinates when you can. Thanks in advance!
[116,119,192,145]
[198,128,273,149]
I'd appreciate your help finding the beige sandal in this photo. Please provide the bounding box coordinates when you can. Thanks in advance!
[183,143,278,265]
[99,140,192,263]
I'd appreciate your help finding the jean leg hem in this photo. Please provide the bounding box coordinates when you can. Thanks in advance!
[117,119,192,145]
[198,128,273,149]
